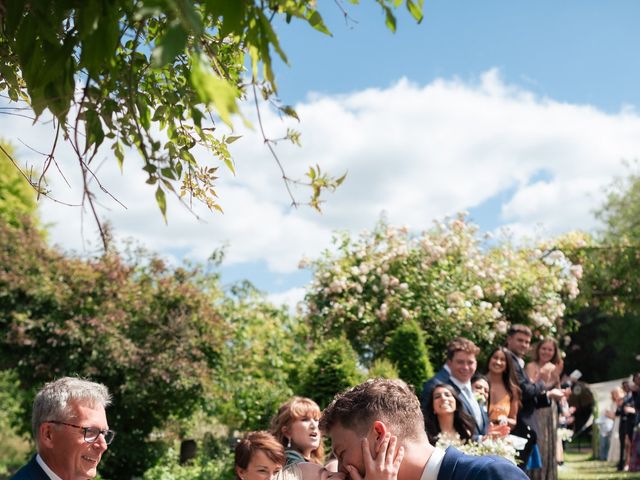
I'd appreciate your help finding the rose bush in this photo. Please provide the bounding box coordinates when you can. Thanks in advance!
[303,214,582,364]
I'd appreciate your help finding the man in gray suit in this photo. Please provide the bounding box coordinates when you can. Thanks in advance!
[11,377,115,480]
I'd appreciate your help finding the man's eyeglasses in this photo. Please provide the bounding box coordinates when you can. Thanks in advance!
[46,421,116,445]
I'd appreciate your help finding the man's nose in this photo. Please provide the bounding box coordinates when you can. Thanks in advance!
[93,434,109,451]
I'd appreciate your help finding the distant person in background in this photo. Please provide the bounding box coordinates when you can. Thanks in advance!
[424,383,475,445]
[235,431,285,480]
[526,338,563,480]
[471,374,490,414]
[505,325,564,472]
[629,373,640,472]
[606,387,624,463]
[617,380,635,471]
[485,347,520,434]
[11,377,114,480]
[271,397,324,466]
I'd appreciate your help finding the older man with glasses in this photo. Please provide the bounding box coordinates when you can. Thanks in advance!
[11,377,115,480]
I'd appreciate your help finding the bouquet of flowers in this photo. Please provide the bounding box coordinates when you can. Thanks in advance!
[435,432,518,464]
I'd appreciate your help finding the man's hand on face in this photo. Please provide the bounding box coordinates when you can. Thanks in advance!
[345,433,404,480]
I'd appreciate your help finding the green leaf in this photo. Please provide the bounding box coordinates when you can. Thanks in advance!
[190,53,240,128]
[85,109,105,153]
[113,141,125,172]
[307,10,331,36]
[384,6,397,33]
[151,21,188,68]
[336,171,348,186]
[406,0,424,23]
[161,167,177,180]
[225,135,241,144]
[280,105,299,121]
[155,186,167,221]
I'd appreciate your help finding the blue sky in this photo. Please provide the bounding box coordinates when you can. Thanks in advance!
[5,1,640,306]
[274,0,640,112]
[219,0,640,296]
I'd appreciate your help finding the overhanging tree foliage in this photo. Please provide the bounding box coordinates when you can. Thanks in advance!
[0,219,227,478]
[0,1,423,245]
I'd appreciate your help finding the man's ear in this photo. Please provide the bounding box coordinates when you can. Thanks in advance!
[39,423,55,449]
[371,420,389,447]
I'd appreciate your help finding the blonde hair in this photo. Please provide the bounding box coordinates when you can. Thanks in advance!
[277,463,302,480]
[270,397,324,464]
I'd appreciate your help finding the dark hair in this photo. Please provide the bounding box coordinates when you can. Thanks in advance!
[446,337,480,360]
[234,431,285,480]
[507,324,532,337]
[270,396,324,464]
[424,383,475,444]
[532,338,560,365]
[320,378,425,441]
[486,347,521,406]
[471,373,488,385]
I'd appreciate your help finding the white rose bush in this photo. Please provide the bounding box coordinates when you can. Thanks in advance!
[303,213,583,363]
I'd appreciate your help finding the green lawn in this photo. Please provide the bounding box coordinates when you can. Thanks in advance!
[559,452,640,480]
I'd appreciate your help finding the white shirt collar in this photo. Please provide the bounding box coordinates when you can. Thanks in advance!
[420,447,446,480]
[36,454,63,480]
[446,371,471,392]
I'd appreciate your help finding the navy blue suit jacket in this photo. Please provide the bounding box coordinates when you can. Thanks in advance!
[10,455,49,480]
[508,350,550,436]
[437,447,529,480]
[421,367,489,436]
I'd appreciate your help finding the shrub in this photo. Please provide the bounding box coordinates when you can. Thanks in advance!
[383,319,434,390]
[298,338,363,409]
[367,358,399,380]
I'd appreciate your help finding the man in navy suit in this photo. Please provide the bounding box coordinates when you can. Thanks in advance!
[11,377,115,480]
[420,337,489,438]
[321,378,528,480]
[505,324,564,468]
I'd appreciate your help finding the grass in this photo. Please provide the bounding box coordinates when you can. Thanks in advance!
[559,452,640,480]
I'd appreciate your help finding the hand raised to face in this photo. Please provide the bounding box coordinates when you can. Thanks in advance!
[345,433,404,480]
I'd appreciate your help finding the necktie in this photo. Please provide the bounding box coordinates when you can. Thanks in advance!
[463,385,483,428]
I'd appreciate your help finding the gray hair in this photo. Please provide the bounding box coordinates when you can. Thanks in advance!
[32,377,111,444]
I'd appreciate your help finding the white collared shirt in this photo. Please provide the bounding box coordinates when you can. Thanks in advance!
[36,454,63,480]
[420,447,446,480]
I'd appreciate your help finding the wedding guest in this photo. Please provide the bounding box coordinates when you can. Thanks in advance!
[505,325,564,471]
[617,380,635,471]
[11,377,114,480]
[606,387,624,463]
[235,431,285,480]
[471,374,490,412]
[526,337,562,480]
[629,372,640,472]
[424,383,475,445]
[420,337,489,437]
[271,397,324,465]
[486,347,520,433]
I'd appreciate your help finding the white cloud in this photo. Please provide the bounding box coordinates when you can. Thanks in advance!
[267,287,307,312]
[2,69,639,285]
